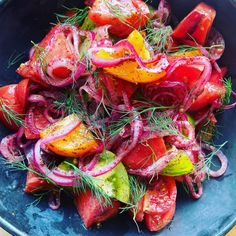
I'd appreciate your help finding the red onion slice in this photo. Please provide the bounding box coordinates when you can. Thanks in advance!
[89,40,169,74]
[184,175,203,199]
[128,149,179,177]
[48,190,61,210]
[85,111,143,177]
[0,134,23,162]
[202,143,228,178]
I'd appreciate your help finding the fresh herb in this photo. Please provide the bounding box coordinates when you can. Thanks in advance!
[196,141,227,176]
[54,88,83,117]
[31,41,47,69]
[145,19,172,53]
[64,161,113,208]
[7,51,25,69]
[56,6,89,26]
[147,111,181,136]
[0,99,24,126]
[223,76,232,105]
[120,175,146,232]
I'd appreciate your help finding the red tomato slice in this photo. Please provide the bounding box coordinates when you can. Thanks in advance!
[189,68,227,112]
[145,203,176,232]
[0,82,28,130]
[172,3,216,45]
[132,176,177,232]
[15,79,30,111]
[143,177,177,215]
[17,25,75,85]
[52,67,72,79]
[88,0,150,37]
[24,168,52,193]
[24,105,50,139]
[122,138,166,169]
[75,190,120,228]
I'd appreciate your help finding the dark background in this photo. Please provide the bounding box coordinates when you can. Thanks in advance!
[0,0,235,235]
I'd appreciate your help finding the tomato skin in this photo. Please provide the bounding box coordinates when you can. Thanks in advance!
[52,67,72,79]
[0,80,29,130]
[75,190,120,228]
[189,68,227,112]
[24,168,52,193]
[143,177,177,215]
[122,138,166,169]
[145,203,176,232]
[88,0,150,37]
[133,176,177,232]
[15,79,30,111]
[172,3,216,45]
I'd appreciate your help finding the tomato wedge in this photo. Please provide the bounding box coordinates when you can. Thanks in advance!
[88,0,150,37]
[122,138,166,169]
[25,168,52,193]
[0,79,29,130]
[172,2,216,45]
[134,176,177,232]
[189,68,227,112]
[75,190,120,228]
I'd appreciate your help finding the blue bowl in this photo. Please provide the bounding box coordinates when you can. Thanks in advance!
[0,0,235,235]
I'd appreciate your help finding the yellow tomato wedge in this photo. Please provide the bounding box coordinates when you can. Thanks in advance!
[40,114,99,158]
[96,30,167,83]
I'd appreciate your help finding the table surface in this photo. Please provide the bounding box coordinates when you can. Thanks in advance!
[0,225,235,236]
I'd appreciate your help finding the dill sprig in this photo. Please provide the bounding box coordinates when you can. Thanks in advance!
[54,88,83,116]
[7,51,25,69]
[31,41,47,70]
[56,6,89,26]
[145,19,172,53]
[0,99,24,126]
[196,141,227,176]
[147,111,181,136]
[64,161,113,208]
[223,76,232,105]
[120,175,146,231]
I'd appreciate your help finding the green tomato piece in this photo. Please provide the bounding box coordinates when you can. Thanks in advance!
[187,114,196,127]
[93,151,130,204]
[81,16,95,30]
[161,151,194,176]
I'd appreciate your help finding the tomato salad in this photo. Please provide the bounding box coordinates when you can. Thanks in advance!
[0,0,235,232]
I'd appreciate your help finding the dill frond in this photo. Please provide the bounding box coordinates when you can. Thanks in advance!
[223,76,232,105]
[0,99,24,126]
[56,6,89,26]
[196,141,227,176]
[145,19,172,53]
[64,161,113,208]
[31,41,47,70]
[7,51,25,69]
[120,175,146,232]
[147,111,181,136]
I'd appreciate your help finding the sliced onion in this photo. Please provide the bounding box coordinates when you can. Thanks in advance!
[28,94,48,105]
[48,190,61,210]
[128,148,179,177]
[0,134,23,162]
[202,143,228,178]
[89,40,169,73]
[206,27,225,61]
[85,111,143,177]
[167,121,195,148]
[184,175,203,199]
[33,118,82,186]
